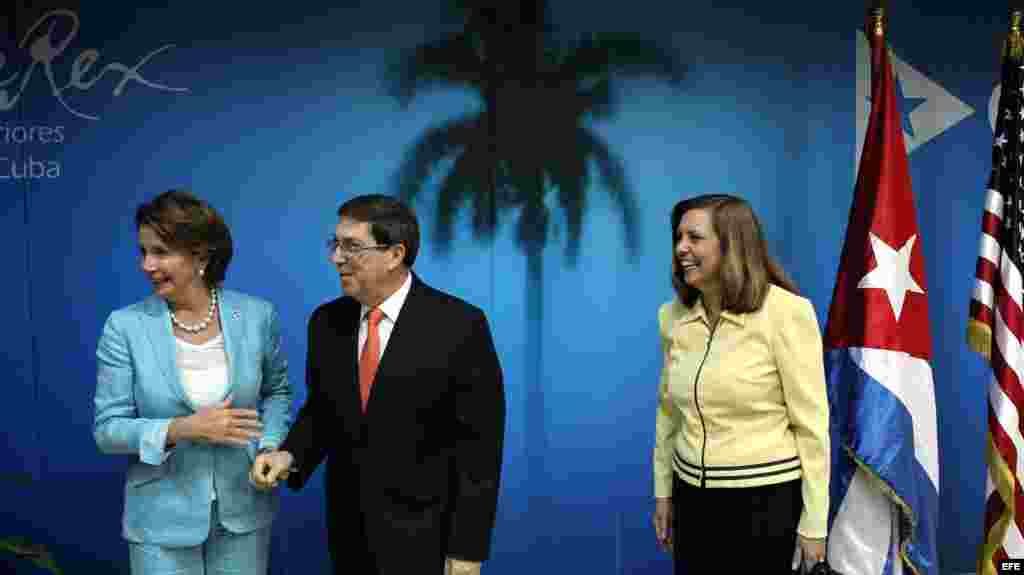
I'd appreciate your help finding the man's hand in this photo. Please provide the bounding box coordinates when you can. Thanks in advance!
[444,558,481,575]
[249,450,294,491]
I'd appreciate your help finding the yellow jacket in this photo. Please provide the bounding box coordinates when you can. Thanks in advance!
[653,284,830,538]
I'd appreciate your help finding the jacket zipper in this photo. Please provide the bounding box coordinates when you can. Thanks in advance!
[693,321,716,488]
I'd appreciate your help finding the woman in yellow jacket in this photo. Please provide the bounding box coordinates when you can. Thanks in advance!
[652,194,830,574]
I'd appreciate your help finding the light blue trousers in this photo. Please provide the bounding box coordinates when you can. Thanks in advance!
[129,502,270,575]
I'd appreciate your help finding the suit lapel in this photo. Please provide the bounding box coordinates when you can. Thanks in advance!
[364,275,428,416]
[330,300,362,417]
[140,295,190,407]
[218,289,245,399]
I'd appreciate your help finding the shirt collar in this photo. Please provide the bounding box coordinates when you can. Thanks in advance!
[361,272,412,324]
[677,296,745,327]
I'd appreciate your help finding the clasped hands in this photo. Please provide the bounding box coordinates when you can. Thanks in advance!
[653,497,826,573]
[249,449,294,491]
[171,399,480,573]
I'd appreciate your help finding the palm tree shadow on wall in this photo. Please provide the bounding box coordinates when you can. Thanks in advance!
[389,0,687,548]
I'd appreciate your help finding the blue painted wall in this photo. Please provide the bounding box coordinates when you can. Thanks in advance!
[0,1,1002,573]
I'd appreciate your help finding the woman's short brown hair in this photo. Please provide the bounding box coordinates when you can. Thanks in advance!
[670,194,797,313]
[135,190,233,289]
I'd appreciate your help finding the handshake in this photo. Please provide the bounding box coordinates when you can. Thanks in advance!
[247,449,296,491]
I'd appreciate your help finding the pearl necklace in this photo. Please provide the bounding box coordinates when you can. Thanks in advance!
[170,289,218,334]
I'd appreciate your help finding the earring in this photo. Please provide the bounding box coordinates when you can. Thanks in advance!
[199,268,205,277]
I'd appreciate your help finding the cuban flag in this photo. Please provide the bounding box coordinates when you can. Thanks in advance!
[824,11,940,575]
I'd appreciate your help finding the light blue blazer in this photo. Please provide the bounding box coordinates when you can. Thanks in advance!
[93,289,293,547]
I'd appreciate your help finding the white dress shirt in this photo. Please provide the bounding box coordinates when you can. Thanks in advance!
[358,272,412,359]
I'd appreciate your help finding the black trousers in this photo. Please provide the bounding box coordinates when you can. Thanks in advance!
[671,475,803,575]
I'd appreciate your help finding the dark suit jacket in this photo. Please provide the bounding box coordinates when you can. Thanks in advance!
[281,274,505,575]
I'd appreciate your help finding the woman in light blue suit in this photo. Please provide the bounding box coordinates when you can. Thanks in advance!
[93,190,293,574]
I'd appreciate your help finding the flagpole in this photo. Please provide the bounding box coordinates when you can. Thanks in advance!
[827,0,940,573]
[970,7,1024,575]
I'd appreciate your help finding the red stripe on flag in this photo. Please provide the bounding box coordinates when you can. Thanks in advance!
[987,336,1024,541]
[996,292,1024,347]
[991,342,1024,441]
[983,212,1002,239]
[977,257,998,293]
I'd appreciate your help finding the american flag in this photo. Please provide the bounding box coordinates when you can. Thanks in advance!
[967,12,1024,575]
[825,9,939,575]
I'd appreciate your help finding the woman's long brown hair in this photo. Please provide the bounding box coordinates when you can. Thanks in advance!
[671,194,797,313]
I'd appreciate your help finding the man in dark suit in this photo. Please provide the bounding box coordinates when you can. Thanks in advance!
[251,195,504,575]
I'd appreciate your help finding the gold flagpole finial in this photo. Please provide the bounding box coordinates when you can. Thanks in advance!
[1008,9,1024,60]
[869,6,885,38]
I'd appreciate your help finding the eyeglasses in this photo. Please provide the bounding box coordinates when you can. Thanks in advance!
[326,237,393,259]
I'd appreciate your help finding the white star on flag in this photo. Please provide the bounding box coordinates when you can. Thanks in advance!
[997,132,1008,148]
[857,233,925,321]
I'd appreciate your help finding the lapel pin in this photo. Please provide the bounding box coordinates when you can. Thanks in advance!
[231,309,242,321]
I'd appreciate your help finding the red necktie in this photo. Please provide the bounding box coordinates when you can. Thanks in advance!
[359,308,384,413]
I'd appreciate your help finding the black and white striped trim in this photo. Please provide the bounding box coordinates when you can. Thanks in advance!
[674,451,801,482]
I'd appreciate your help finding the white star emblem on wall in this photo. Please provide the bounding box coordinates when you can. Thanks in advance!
[856,233,925,321]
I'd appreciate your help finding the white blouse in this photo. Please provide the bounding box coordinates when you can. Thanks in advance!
[175,333,230,502]
[175,333,230,411]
